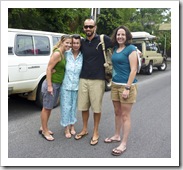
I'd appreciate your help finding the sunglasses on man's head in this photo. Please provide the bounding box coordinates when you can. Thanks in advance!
[84,25,95,29]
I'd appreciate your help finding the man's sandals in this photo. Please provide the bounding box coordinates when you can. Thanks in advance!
[74,132,88,140]
[90,137,99,146]
[39,129,54,135]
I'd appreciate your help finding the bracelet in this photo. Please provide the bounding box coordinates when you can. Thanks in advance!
[125,86,131,90]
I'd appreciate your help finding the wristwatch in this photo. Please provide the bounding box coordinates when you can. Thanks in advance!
[125,86,131,90]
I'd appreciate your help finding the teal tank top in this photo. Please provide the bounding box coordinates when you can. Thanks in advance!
[51,49,66,84]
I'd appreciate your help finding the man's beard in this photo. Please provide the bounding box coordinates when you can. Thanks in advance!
[86,31,94,37]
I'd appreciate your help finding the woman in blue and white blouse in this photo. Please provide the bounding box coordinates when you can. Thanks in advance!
[60,34,83,139]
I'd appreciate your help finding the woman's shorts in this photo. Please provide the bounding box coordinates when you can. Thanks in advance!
[111,83,138,104]
[41,80,61,109]
[78,79,105,113]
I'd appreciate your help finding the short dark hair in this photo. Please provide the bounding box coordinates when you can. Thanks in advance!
[84,18,96,26]
[72,34,82,51]
[72,34,81,39]
[111,25,132,47]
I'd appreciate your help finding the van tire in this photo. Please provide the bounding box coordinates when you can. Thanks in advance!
[35,78,60,109]
[35,79,45,108]
[158,60,167,71]
[146,62,153,75]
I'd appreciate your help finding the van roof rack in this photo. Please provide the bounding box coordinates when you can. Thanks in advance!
[131,31,156,40]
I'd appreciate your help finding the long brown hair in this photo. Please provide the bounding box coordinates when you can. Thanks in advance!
[111,25,132,47]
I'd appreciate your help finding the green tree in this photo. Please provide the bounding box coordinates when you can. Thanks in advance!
[8,8,171,56]
[133,8,171,34]
[8,8,90,34]
[97,8,137,36]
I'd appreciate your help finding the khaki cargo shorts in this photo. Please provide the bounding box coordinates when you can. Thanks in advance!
[78,79,105,113]
[111,83,138,103]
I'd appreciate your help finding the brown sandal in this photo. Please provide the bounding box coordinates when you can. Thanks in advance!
[75,132,88,140]
[65,127,71,139]
[39,129,54,135]
[111,147,126,156]
[90,137,99,146]
[42,133,54,141]
[104,137,120,143]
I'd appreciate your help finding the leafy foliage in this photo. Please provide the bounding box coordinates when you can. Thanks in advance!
[8,8,171,56]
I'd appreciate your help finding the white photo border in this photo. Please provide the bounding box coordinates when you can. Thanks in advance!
[1,0,179,167]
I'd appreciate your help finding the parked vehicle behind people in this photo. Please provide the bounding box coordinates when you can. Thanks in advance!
[8,28,65,107]
[131,31,167,75]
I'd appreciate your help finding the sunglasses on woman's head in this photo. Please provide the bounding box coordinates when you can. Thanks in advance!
[61,34,71,38]
[60,34,72,42]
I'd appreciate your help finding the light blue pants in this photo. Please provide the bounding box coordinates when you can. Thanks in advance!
[60,87,78,127]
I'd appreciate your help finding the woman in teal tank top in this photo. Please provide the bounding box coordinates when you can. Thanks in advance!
[39,35,72,141]
[104,26,139,156]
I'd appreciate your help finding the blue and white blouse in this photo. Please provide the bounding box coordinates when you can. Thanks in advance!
[61,49,83,90]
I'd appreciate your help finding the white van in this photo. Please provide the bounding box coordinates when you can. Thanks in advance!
[8,28,65,107]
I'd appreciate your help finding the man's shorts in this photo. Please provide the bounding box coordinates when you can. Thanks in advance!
[111,83,138,104]
[78,79,105,113]
[41,80,61,109]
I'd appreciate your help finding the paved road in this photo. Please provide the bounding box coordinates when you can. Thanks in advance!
[6,64,172,166]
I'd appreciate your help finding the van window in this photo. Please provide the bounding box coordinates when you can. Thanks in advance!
[15,35,34,55]
[34,36,50,55]
[146,42,158,52]
[53,36,60,46]
[134,43,142,52]
[15,35,50,56]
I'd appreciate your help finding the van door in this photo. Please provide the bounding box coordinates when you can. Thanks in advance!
[8,34,51,93]
[145,42,163,65]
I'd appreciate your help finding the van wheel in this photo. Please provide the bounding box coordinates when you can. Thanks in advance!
[146,62,153,75]
[35,79,45,108]
[35,79,60,108]
[158,60,167,71]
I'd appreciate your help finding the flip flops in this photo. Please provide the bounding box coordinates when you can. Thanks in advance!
[70,129,76,135]
[70,130,76,135]
[111,147,126,156]
[90,137,99,146]
[65,132,72,139]
[65,126,72,139]
[70,125,76,135]
[75,132,88,140]
[39,129,54,135]
[41,133,54,141]
[104,137,121,143]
